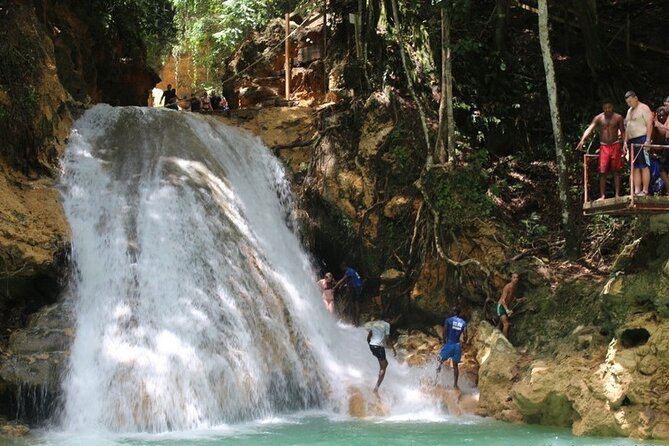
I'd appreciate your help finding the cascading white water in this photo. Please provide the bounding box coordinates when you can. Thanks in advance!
[60,105,442,433]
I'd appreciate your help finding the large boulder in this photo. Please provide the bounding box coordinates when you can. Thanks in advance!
[474,321,522,422]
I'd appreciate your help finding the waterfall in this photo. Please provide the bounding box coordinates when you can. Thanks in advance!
[60,105,438,433]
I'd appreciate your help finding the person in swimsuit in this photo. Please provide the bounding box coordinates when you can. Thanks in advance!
[201,92,212,111]
[577,99,625,200]
[317,272,335,313]
[496,272,523,341]
[623,91,653,196]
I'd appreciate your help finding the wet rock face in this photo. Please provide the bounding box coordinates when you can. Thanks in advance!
[0,303,73,423]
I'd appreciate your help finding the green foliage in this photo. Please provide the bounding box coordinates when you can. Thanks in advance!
[519,212,548,246]
[379,120,425,190]
[422,151,493,233]
[170,0,290,86]
[0,21,43,170]
[84,0,177,69]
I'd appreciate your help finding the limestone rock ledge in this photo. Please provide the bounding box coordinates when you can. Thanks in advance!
[475,316,669,440]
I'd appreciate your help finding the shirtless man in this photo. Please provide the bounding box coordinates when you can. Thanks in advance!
[623,91,653,196]
[577,99,625,200]
[496,272,524,340]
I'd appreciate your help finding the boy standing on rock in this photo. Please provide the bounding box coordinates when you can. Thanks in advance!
[497,272,524,341]
[436,306,468,389]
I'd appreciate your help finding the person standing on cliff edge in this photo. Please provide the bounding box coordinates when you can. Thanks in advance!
[576,98,625,200]
[436,306,467,389]
[496,272,524,341]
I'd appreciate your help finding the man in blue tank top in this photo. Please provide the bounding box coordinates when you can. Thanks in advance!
[334,261,363,325]
[436,306,468,389]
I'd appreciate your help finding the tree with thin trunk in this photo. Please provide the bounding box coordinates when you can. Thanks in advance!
[570,0,618,100]
[494,0,509,55]
[537,0,579,257]
[390,0,433,166]
[434,2,455,165]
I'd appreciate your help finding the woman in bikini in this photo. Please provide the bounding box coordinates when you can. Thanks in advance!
[317,272,335,314]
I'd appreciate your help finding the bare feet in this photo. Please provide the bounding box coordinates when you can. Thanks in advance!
[373,387,380,397]
[595,196,606,202]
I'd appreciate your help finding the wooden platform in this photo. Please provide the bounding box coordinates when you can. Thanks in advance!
[583,195,669,215]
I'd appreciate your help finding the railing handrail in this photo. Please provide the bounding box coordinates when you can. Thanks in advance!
[582,143,669,208]
[629,143,669,150]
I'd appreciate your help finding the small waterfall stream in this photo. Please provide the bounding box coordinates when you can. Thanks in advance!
[59,105,437,433]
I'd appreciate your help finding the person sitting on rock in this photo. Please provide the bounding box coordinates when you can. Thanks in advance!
[436,306,468,389]
[210,91,222,110]
[201,91,212,111]
[190,93,201,112]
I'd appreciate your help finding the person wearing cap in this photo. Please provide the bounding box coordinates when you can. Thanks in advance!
[623,91,653,196]
[436,306,468,389]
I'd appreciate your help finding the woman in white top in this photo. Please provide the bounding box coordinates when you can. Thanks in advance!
[317,272,335,313]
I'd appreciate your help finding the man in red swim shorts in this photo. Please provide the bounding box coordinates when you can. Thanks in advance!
[577,99,626,200]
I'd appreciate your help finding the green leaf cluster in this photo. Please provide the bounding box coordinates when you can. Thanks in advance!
[422,152,492,233]
[170,0,290,87]
[83,0,177,69]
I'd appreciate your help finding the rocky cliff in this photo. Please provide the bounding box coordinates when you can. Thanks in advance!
[0,0,159,425]
[3,4,669,442]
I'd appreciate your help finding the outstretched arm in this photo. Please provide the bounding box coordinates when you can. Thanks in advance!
[577,118,597,151]
[334,276,347,290]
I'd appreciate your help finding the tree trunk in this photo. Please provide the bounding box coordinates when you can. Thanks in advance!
[435,7,448,164]
[571,0,618,99]
[390,0,432,166]
[494,0,509,55]
[444,8,455,165]
[537,0,579,257]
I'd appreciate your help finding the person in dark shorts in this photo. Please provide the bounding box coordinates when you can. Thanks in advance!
[367,316,394,396]
[577,99,625,200]
[624,91,653,196]
[334,262,363,325]
[436,306,468,389]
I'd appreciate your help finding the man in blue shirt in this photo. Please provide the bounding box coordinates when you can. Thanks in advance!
[436,306,468,389]
[334,262,363,325]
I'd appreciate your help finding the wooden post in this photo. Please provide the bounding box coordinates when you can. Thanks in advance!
[583,154,589,203]
[630,144,635,206]
[285,13,291,99]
